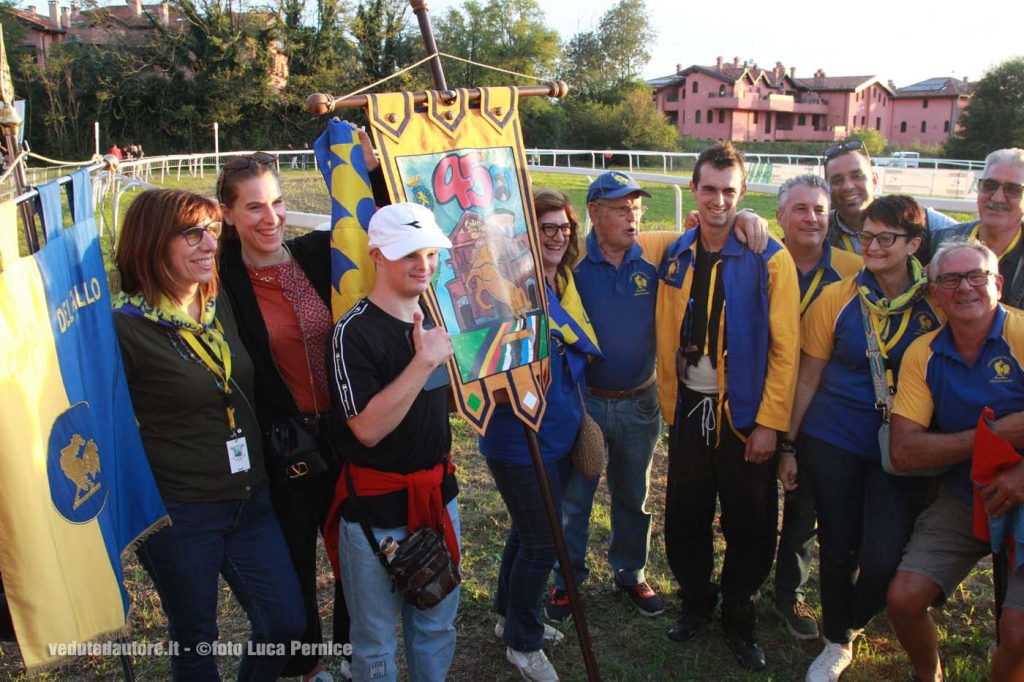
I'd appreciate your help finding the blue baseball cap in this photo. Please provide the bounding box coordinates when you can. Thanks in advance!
[586,171,652,203]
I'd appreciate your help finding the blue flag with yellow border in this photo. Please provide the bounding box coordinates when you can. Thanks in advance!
[0,172,168,671]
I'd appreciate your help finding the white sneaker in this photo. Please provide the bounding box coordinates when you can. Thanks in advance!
[805,642,853,682]
[506,647,559,682]
[495,616,565,645]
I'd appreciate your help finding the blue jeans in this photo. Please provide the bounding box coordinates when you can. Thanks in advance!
[555,382,661,589]
[338,499,461,682]
[774,451,817,604]
[801,434,933,644]
[136,484,307,682]
[488,456,572,651]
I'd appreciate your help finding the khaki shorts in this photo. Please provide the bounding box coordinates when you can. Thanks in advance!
[899,486,1024,612]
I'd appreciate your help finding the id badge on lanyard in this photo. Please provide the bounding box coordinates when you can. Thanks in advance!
[181,321,251,473]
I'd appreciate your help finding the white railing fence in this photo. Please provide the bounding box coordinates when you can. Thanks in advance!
[8,148,980,236]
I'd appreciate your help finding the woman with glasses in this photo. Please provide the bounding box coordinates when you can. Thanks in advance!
[480,189,600,681]
[113,189,306,681]
[216,139,388,682]
[782,195,943,682]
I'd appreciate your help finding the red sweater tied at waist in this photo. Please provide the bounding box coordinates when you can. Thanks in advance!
[323,457,458,578]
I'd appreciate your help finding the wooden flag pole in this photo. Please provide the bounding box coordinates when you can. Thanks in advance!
[405,3,600,679]
[409,0,448,94]
[523,427,602,680]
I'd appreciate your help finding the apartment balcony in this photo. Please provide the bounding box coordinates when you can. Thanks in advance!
[772,128,843,142]
[710,93,829,114]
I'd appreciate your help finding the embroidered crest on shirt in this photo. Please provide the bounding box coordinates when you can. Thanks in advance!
[989,356,1014,384]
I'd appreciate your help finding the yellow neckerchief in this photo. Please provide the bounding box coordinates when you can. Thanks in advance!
[113,290,235,430]
[969,224,1023,260]
[856,257,928,358]
[800,269,826,315]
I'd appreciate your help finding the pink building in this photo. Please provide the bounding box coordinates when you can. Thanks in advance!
[7,0,289,90]
[888,77,973,147]
[649,58,973,148]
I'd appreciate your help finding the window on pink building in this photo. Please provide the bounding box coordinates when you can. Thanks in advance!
[923,99,929,109]
[921,121,927,133]
[693,81,699,94]
[861,116,865,126]
[944,120,950,133]
[798,114,806,126]
[753,112,759,124]
[707,109,712,123]
[719,84,726,96]
[696,110,702,123]
[875,117,881,130]
[718,110,725,123]
[900,121,907,133]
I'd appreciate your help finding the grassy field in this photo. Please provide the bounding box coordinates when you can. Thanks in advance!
[0,168,993,681]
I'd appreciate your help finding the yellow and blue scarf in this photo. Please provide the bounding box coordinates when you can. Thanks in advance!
[548,269,602,387]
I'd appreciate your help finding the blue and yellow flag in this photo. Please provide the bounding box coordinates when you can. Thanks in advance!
[313,119,379,321]
[0,172,168,671]
[549,271,601,386]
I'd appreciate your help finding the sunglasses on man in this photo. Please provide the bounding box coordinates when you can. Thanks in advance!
[978,178,1024,200]
[822,139,866,161]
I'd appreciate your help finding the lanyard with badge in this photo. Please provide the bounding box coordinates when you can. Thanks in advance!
[180,321,251,474]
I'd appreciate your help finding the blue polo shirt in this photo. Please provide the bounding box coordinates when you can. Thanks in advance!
[894,306,1024,505]
[800,272,943,460]
[796,241,862,315]
[574,230,661,391]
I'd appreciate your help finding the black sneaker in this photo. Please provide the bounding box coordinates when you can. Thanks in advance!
[544,587,572,623]
[666,608,711,642]
[723,632,767,671]
[614,580,665,617]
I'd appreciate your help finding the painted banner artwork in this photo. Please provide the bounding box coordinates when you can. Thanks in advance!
[366,88,549,434]
[0,173,168,670]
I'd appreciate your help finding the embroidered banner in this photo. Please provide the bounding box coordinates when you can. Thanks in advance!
[366,87,549,434]
[0,172,168,671]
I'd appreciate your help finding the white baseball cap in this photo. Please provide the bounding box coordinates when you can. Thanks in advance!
[368,202,453,260]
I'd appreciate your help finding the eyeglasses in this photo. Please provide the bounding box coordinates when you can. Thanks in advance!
[216,152,278,201]
[178,221,223,246]
[856,230,912,247]
[933,269,995,290]
[823,139,866,160]
[599,203,647,218]
[539,221,575,237]
[978,178,1024,200]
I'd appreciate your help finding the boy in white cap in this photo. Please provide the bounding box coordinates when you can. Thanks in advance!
[325,202,459,682]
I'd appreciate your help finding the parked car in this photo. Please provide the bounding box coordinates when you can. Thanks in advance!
[876,151,921,168]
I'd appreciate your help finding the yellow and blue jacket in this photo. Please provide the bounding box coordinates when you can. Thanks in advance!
[655,227,800,430]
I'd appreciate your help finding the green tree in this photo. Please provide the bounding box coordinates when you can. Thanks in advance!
[845,127,887,157]
[352,0,419,88]
[945,56,1024,159]
[434,0,559,88]
[559,0,654,103]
